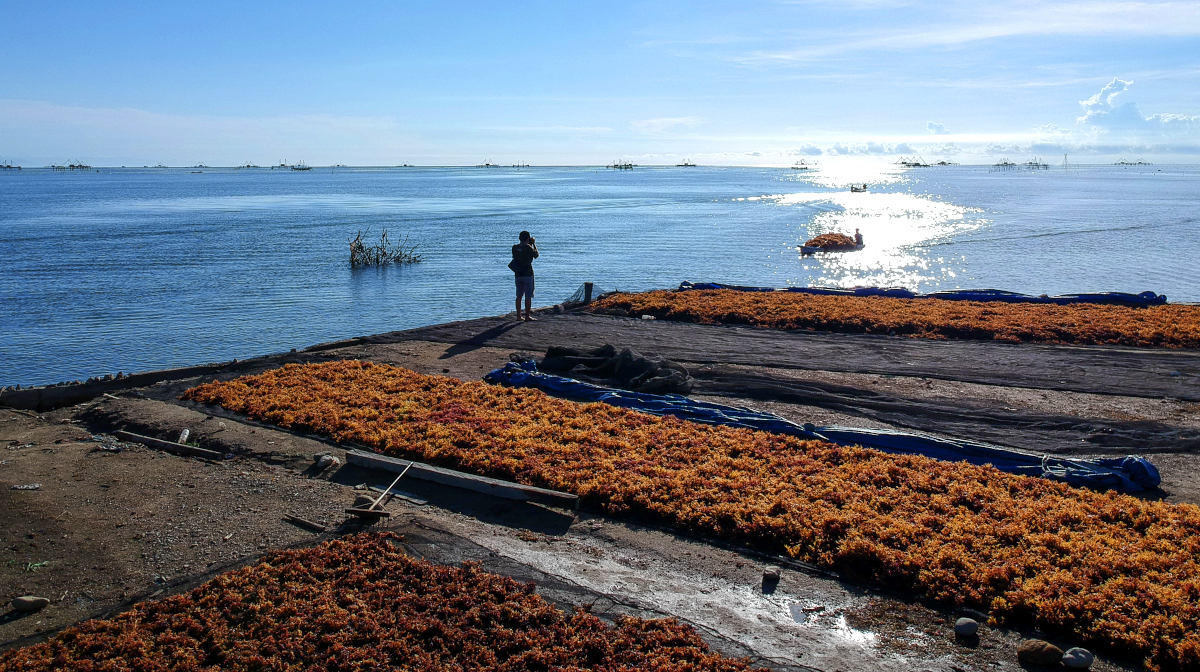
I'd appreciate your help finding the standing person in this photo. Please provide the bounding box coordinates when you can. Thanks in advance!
[854,228,864,246]
[510,231,539,321]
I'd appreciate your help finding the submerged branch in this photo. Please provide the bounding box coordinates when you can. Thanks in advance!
[349,228,423,267]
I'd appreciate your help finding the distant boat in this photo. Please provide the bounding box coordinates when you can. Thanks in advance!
[791,160,812,170]
[676,159,697,167]
[292,161,312,171]
[896,156,929,168]
[476,161,500,168]
[850,184,868,192]
[608,160,635,170]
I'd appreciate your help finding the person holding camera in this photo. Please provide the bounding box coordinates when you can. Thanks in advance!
[510,230,539,321]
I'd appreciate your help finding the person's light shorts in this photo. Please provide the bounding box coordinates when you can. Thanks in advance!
[515,275,535,300]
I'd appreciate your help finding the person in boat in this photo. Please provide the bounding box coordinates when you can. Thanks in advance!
[510,231,539,321]
[854,228,864,246]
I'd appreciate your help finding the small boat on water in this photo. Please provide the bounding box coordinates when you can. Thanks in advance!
[801,232,864,256]
[850,184,868,192]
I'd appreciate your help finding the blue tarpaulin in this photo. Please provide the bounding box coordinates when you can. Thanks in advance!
[677,281,1168,306]
[485,361,1161,493]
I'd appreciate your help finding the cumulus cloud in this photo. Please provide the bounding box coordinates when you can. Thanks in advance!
[927,143,962,155]
[826,141,912,155]
[785,144,824,156]
[927,121,948,135]
[630,117,701,134]
[1076,78,1197,136]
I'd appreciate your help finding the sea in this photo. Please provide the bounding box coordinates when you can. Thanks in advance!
[2,163,1197,387]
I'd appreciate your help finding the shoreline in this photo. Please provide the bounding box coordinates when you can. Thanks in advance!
[6,308,1200,413]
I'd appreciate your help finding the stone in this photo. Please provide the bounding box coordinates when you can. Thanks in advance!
[1017,639,1063,667]
[1062,647,1094,669]
[11,596,50,612]
[762,566,782,581]
[353,494,376,508]
[317,454,339,469]
[953,617,979,636]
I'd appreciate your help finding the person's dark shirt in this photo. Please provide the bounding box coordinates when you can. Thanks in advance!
[511,243,538,277]
[854,232,864,246]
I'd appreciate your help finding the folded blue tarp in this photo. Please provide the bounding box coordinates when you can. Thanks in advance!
[677,281,1168,306]
[485,361,1161,493]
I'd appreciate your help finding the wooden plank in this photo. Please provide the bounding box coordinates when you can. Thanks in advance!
[367,485,427,506]
[114,430,225,460]
[346,449,578,509]
[281,515,327,533]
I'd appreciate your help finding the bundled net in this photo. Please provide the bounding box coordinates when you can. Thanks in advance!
[803,233,857,250]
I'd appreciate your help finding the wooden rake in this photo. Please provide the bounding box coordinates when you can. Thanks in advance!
[345,459,413,522]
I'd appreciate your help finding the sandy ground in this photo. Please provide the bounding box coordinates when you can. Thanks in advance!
[4,316,1197,671]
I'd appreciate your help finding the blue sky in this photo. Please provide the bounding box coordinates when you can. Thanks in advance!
[2,1,1198,165]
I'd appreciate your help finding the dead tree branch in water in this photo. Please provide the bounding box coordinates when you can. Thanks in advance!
[348,229,423,267]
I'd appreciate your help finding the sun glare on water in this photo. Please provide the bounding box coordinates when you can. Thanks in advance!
[750,162,987,290]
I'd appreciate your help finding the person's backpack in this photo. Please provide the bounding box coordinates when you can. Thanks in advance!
[508,257,520,272]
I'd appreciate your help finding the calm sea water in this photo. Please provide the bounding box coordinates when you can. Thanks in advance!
[2,164,1197,387]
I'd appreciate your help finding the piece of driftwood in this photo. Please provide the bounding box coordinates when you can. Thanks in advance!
[281,514,327,533]
[113,430,224,460]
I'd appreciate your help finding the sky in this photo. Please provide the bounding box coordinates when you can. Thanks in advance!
[1,1,1198,166]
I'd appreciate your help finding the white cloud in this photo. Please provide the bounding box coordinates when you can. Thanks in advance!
[786,144,824,156]
[926,142,962,155]
[826,141,914,155]
[1076,78,1197,136]
[927,121,948,135]
[630,117,702,134]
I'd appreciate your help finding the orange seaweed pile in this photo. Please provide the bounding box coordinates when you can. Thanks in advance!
[593,289,1200,348]
[0,533,753,672]
[182,361,1200,669]
[803,232,857,250]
